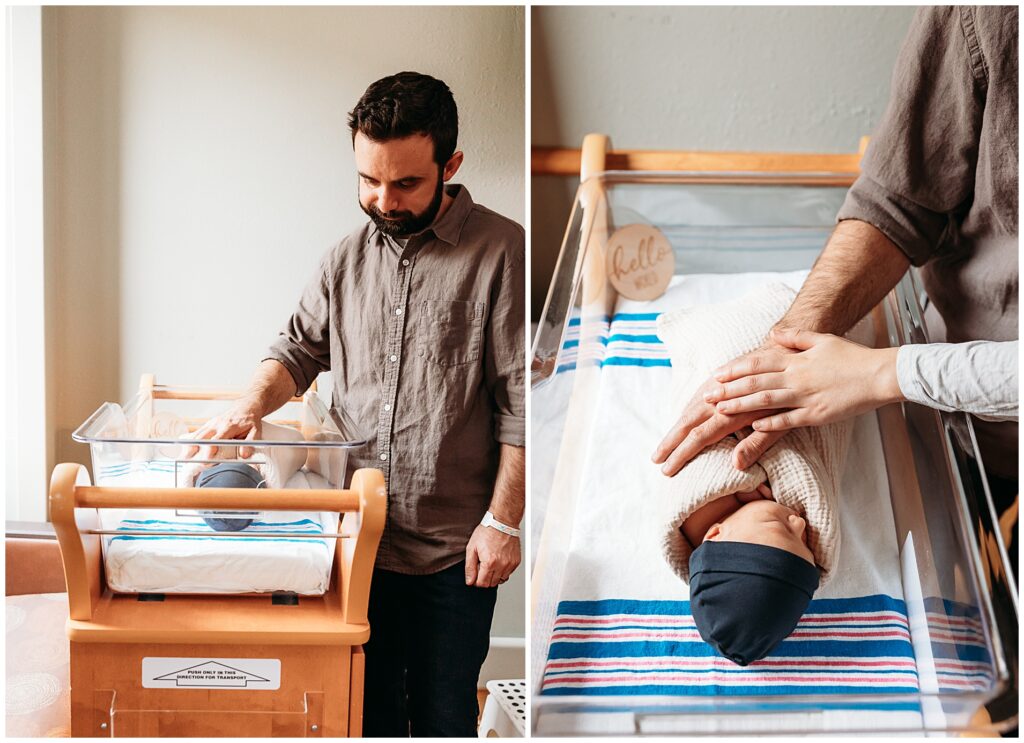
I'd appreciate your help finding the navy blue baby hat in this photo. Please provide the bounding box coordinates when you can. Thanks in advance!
[196,462,264,532]
[688,540,820,666]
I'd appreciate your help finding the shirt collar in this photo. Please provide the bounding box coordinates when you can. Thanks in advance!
[427,184,474,247]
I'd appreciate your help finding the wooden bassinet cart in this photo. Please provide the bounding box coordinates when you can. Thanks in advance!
[50,379,385,737]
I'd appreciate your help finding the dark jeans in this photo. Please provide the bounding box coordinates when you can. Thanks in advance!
[363,561,497,738]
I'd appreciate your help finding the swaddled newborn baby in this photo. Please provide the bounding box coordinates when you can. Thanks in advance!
[655,283,852,666]
[681,477,820,666]
[182,420,308,532]
[196,462,263,531]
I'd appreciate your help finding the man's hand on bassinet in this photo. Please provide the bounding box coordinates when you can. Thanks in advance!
[652,346,791,474]
[186,402,263,460]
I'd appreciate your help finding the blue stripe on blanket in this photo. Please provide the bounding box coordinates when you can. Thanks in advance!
[611,312,661,322]
[544,665,917,677]
[110,536,327,547]
[100,462,177,476]
[121,518,321,528]
[602,358,672,368]
[111,516,329,549]
[541,700,923,713]
[546,639,917,661]
[556,596,907,614]
[108,536,325,548]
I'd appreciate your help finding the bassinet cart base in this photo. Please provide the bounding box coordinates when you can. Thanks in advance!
[51,386,385,739]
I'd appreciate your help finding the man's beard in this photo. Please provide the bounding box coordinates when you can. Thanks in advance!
[361,175,445,238]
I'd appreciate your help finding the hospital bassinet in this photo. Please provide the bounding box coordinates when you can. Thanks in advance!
[50,375,383,737]
[530,135,1018,735]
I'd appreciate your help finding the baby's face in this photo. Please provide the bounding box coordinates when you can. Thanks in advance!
[704,499,816,565]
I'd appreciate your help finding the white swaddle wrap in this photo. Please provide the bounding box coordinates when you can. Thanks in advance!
[654,282,852,585]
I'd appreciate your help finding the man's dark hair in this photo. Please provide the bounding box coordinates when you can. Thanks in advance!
[348,72,458,166]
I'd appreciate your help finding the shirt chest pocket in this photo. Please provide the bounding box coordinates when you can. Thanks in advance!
[417,299,486,367]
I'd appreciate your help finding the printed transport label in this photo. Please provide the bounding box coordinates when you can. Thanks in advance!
[142,658,281,690]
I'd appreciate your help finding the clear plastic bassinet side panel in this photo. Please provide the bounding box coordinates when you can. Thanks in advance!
[876,272,1018,732]
[531,173,848,389]
[73,386,367,493]
[71,385,371,596]
[530,172,1016,735]
[97,688,328,737]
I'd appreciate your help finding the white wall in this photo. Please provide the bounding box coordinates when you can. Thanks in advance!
[41,4,525,638]
[5,6,48,521]
[45,4,524,463]
[531,5,919,316]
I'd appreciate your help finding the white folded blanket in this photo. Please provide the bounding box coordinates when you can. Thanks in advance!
[655,282,852,585]
[99,469,339,595]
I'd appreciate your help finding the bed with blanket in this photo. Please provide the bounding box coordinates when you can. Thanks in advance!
[529,147,1015,735]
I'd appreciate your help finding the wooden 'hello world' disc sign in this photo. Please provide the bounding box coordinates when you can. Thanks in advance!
[606,224,674,301]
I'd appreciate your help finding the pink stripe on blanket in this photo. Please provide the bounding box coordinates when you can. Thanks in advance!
[554,611,910,626]
[546,658,919,671]
[543,673,920,687]
[552,628,912,642]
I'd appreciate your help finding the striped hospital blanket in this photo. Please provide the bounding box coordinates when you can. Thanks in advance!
[541,596,991,698]
[923,597,995,694]
[110,516,330,549]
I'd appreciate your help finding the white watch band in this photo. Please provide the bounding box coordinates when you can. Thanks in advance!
[481,510,520,538]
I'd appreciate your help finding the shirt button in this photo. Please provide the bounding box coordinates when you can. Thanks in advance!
[418,349,424,357]
[402,259,410,266]
[379,453,388,461]
[383,403,391,412]
[389,354,397,362]
[395,308,403,315]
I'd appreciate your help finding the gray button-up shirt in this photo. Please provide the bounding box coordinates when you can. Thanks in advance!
[266,185,525,574]
[837,6,1018,476]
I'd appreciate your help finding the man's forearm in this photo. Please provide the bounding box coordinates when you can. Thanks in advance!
[488,444,525,526]
[240,359,300,418]
[775,219,910,336]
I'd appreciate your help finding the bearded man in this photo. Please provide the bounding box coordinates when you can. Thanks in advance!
[193,71,525,737]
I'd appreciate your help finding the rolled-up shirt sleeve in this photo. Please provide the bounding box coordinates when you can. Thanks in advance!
[836,7,986,266]
[484,233,526,447]
[263,252,333,396]
[897,340,1019,421]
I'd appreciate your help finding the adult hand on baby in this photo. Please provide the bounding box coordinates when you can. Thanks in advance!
[465,523,520,588]
[705,328,902,431]
[186,400,264,460]
[653,346,791,474]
